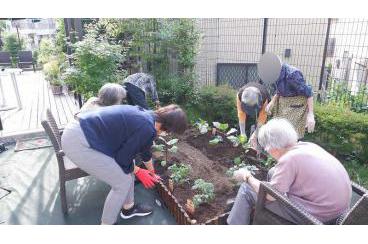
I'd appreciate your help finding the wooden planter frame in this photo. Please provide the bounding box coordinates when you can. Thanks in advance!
[156,181,229,225]
[155,148,266,225]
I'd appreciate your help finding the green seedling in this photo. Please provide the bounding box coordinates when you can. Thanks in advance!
[192,179,215,208]
[209,135,223,145]
[227,134,248,147]
[195,119,209,134]
[152,137,179,167]
[226,163,259,177]
[212,122,229,132]
[168,163,191,184]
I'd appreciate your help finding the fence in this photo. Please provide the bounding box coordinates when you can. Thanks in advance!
[194,18,368,112]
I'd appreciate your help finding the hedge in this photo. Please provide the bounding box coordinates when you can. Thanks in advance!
[305,103,368,164]
[159,82,368,166]
[191,85,238,126]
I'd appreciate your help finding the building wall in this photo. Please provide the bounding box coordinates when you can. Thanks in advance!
[194,18,328,91]
[5,19,57,50]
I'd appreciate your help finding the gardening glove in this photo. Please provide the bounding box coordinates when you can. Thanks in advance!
[306,112,315,133]
[135,168,160,189]
[233,168,251,182]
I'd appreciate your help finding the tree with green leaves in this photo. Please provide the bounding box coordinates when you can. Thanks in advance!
[61,35,126,99]
[3,33,24,67]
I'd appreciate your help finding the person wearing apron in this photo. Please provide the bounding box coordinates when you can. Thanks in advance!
[258,53,315,139]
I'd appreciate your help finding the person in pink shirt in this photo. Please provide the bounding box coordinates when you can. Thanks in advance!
[227,118,351,225]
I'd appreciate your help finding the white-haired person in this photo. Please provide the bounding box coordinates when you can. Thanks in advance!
[236,82,271,138]
[227,118,352,225]
[76,83,127,116]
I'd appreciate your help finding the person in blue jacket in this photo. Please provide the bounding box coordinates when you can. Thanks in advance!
[61,104,187,225]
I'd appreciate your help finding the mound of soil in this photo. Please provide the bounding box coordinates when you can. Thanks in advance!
[154,127,269,223]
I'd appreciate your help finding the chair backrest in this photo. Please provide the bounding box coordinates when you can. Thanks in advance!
[340,194,368,225]
[46,109,61,143]
[41,109,65,173]
[18,51,33,63]
[0,51,11,64]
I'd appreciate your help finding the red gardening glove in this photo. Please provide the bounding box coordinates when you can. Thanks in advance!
[135,168,160,189]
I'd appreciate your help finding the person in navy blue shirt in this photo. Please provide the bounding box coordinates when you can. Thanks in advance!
[61,104,187,224]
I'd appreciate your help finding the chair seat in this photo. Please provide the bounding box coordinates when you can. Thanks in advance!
[63,156,89,180]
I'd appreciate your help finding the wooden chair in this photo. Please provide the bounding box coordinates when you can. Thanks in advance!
[41,109,88,214]
[253,181,368,225]
[17,51,36,72]
[0,51,12,67]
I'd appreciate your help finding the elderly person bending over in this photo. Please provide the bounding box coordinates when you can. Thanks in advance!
[62,104,187,225]
[76,83,127,115]
[227,118,351,225]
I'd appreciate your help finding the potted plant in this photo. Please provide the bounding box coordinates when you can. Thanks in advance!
[50,79,63,95]
[43,59,63,95]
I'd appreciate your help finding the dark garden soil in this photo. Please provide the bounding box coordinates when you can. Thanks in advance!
[154,128,269,223]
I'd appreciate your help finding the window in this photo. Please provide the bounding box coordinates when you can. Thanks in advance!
[217,63,259,89]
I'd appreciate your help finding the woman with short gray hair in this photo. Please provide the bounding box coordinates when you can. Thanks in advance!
[228,118,351,225]
[77,83,127,115]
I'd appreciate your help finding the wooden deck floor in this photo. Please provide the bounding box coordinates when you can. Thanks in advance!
[0,71,79,136]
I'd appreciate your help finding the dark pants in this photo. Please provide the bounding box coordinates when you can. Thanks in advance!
[124,83,149,109]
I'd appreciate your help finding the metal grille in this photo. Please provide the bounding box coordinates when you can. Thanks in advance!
[194,18,368,112]
[217,63,258,88]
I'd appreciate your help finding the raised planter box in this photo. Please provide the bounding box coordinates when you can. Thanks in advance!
[152,126,272,225]
[156,181,229,225]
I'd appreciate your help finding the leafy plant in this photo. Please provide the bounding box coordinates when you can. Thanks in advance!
[227,134,248,148]
[209,135,223,145]
[43,59,63,87]
[152,137,179,167]
[61,36,126,99]
[212,122,229,132]
[191,179,215,208]
[260,155,276,168]
[226,163,259,177]
[195,118,209,134]
[168,163,190,184]
[37,38,57,64]
[233,157,242,165]
[3,33,24,67]
[189,85,238,127]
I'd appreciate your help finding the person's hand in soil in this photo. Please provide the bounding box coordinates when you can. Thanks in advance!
[135,167,160,188]
[233,168,252,182]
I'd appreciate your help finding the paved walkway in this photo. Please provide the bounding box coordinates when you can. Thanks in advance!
[0,145,175,225]
[0,71,78,137]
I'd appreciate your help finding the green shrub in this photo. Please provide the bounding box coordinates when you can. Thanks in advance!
[37,38,56,64]
[61,36,126,99]
[43,59,60,81]
[305,103,368,164]
[157,75,200,107]
[3,33,24,67]
[192,85,238,127]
